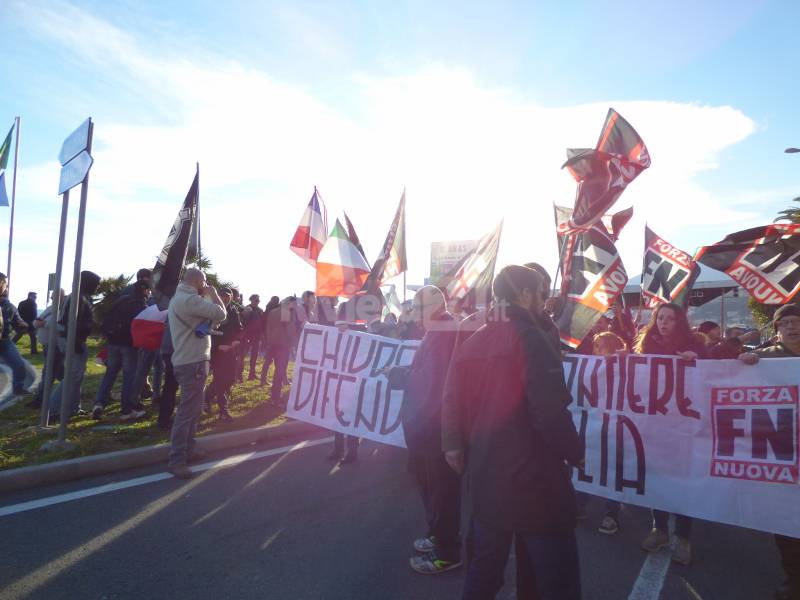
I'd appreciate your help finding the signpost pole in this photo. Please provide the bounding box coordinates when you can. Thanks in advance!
[55,121,93,444]
[39,191,70,428]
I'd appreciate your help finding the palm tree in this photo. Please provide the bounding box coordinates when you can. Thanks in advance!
[776,197,800,223]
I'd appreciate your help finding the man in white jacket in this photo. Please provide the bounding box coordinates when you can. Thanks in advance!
[167,268,226,478]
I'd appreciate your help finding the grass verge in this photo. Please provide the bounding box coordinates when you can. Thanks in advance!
[0,336,293,471]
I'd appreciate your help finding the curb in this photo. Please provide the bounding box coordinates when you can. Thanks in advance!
[0,418,324,494]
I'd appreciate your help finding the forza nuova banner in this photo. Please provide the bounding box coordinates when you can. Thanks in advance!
[289,325,800,536]
[565,353,800,537]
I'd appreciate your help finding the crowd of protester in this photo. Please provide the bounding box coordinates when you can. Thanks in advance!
[1,263,798,599]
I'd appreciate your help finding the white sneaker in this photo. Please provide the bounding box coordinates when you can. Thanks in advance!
[91,405,103,420]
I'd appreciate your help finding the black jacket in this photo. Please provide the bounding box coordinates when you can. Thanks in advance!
[212,305,243,349]
[396,313,458,455]
[443,304,583,533]
[18,299,37,324]
[104,295,147,347]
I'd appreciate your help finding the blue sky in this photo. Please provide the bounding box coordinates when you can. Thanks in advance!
[0,0,798,302]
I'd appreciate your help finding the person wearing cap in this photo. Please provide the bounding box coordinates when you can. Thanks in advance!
[0,273,31,396]
[739,304,800,600]
[14,292,39,354]
[204,286,243,422]
[92,280,151,421]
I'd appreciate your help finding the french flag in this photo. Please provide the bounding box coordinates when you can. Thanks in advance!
[290,187,328,267]
[131,305,168,351]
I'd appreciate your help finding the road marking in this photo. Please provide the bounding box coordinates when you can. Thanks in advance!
[628,549,672,600]
[0,436,333,518]
[629,516,682,600]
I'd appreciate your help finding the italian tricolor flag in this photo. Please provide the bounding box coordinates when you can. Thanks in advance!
[316,219,370,298]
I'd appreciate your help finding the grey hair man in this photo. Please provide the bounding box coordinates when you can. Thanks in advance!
[167,268,226,478]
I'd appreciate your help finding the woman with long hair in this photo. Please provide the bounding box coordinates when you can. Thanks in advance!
[635,303,706,566]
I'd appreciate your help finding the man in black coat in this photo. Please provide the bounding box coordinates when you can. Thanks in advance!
[444,265,583,600]
[14,292,38,354]
[387,285,461,575]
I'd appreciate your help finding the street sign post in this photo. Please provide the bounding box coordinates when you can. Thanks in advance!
[41,119,95,446]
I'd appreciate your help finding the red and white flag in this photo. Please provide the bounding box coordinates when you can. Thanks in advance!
[290,187,328,267]
[131,305,168,350]
[316,219,371,298]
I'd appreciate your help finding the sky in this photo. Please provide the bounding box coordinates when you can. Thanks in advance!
[0,0,799,305]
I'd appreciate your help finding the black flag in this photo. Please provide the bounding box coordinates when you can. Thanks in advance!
[695,224,800,304]
[153,168,199,297]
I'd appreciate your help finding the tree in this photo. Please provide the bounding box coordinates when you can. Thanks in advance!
[93,273,132,332]
[776,197,800,224]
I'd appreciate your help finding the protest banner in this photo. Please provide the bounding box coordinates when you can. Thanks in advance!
[289,325,800,536]
[565,353,800,538]
[287,324,420,448]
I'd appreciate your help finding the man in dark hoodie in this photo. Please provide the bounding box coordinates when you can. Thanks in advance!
[386,285,461,575]
[48,270,101,418]
[92,280,150,420]
[445,265,583,600]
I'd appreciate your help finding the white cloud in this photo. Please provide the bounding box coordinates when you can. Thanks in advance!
[6,1,768,305]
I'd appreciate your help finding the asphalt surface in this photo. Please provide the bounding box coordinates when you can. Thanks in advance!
[0,432,785,600]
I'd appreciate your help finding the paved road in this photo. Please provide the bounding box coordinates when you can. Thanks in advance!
[0,432,784,600]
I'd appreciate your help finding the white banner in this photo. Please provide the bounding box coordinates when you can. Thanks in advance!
[565,353,800,537]
[289,325,800,536]
[288,324,420,448]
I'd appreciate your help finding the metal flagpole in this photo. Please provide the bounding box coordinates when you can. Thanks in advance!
[39,192,70,427]
[55,120,94,444]
[196,162,201,261]
[7,116,20,291]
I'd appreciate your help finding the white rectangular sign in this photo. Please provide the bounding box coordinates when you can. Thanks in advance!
[289,326,800,536]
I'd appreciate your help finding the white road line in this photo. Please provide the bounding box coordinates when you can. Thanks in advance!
[0,436,333,518]
[628,549,672,600]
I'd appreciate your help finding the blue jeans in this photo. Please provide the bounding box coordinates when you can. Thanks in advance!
[95,345,139,411]
[169,360,209,467]
[462,517,581,600]
[132,348,157,402]
[48,348,88,417]
[0,339,29,393]
[152,351,164,399]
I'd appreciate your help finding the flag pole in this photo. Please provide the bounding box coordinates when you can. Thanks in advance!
[196,162,201,261]
[403,271,407,303]
[6,116,20,291]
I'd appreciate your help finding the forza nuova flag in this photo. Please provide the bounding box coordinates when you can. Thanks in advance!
[641,226,699,308]
[153,169,199,296]
[563,108,650,228]
[438,221,502,305]
[363,191,407,291]
[695,224,800,304]
[290,187,328,267]
[316,219,371,298]
[554,204,633,243]
[555,223,628,348]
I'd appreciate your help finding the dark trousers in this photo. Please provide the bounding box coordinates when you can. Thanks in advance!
[13,327,37,353]
[776,535,800,593]
[132,348,157,402]
[260,343,290,401]
[247,336,261,378]
[462,517,581,600]
[157,353,178,428]
[207,348,236,411]
[653,510,692,539]
[465,523,540,599]
[410,451,462,562]
[333,432,359,457]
